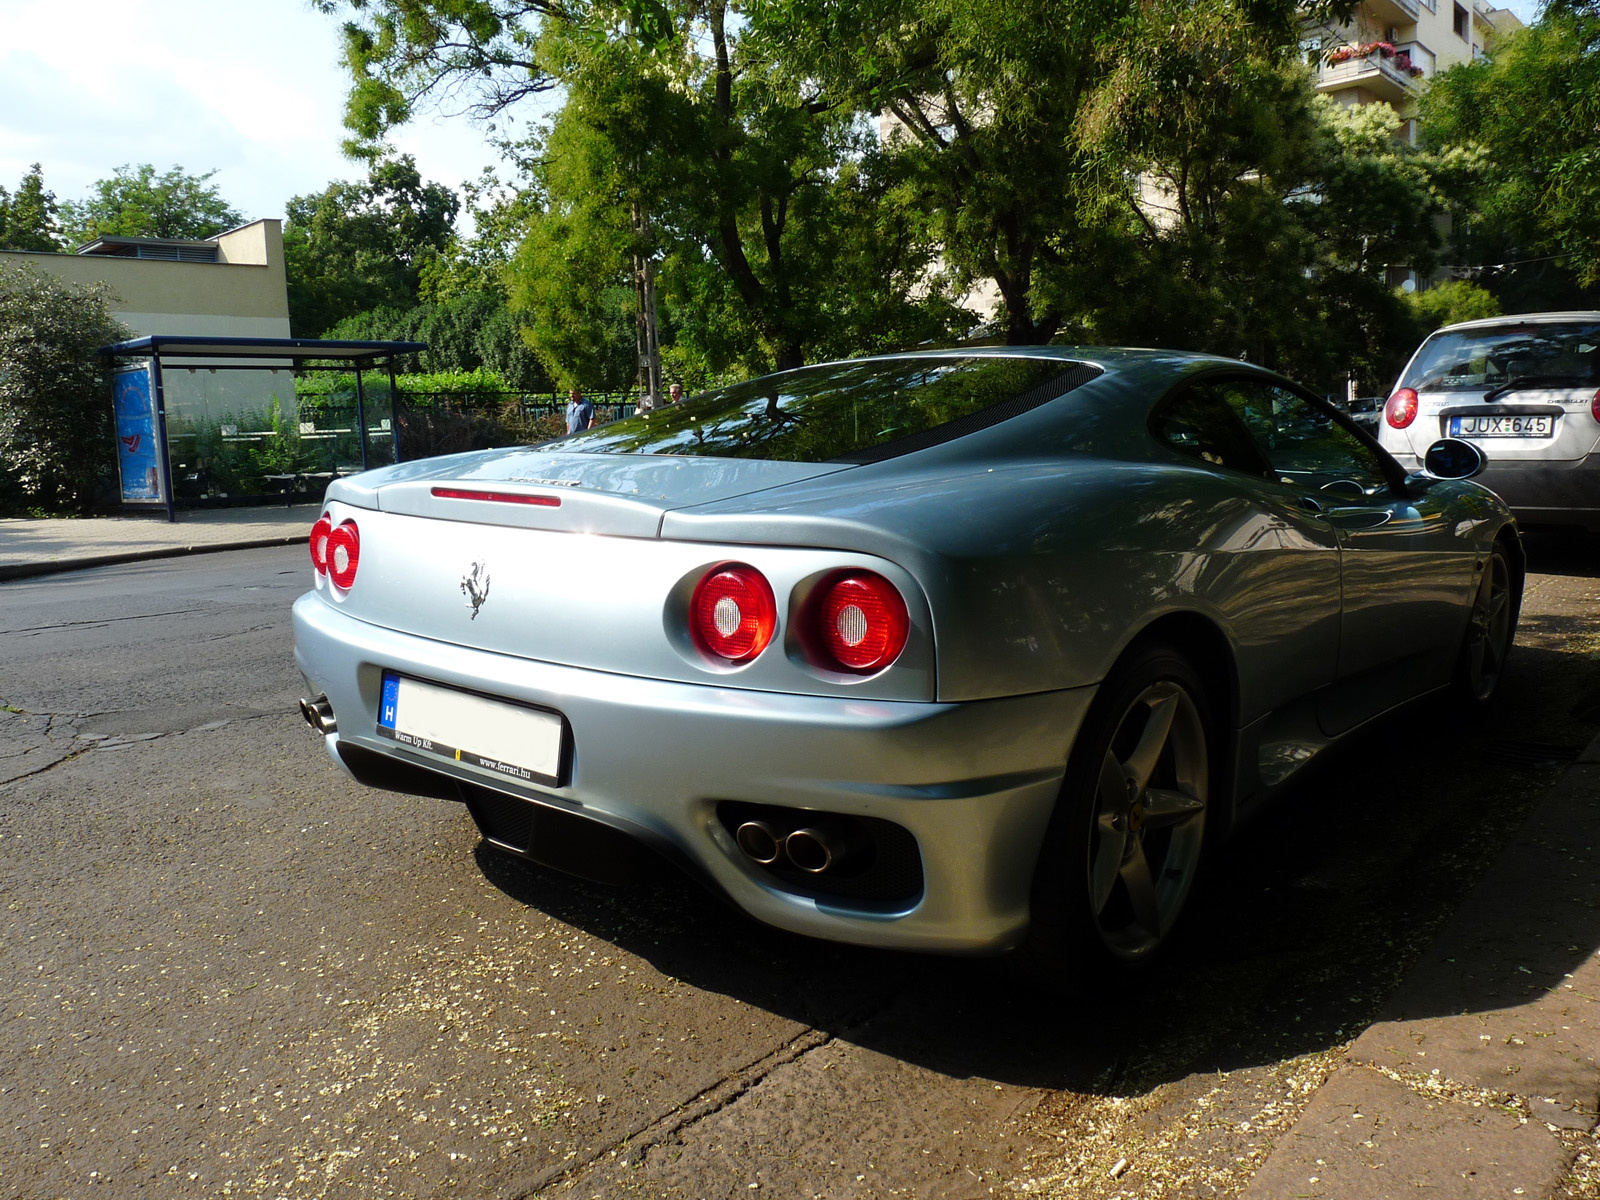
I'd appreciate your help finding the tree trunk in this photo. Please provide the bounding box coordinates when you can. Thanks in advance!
[632,200,663,408]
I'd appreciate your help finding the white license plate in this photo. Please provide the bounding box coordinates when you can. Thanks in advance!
[377,672,566,787]
[1448,414,1554,437]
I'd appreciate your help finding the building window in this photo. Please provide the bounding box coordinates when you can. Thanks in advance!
[1454,3,1469,39]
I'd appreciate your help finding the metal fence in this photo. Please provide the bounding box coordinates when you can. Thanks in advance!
[384,390,637,461]
[169,389,632,508]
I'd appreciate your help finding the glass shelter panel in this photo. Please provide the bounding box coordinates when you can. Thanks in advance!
[160,364,395,501]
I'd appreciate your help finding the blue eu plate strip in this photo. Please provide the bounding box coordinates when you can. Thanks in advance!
[379,672,400,730]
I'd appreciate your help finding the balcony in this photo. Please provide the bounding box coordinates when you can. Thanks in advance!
[1366,0,1422,25]
[1397,40,1436,77]
[1316,43,1426,103]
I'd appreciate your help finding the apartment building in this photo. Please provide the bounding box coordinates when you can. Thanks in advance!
[1305,0,1523,117]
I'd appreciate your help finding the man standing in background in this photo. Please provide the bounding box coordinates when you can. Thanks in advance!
[566,388,595,434]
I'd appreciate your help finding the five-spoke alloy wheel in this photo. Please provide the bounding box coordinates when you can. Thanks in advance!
[1086,677,1209,959]
[1456,541,1518,705]
[1028,642,1216,981]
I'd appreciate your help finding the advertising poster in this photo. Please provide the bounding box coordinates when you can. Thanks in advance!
[113,365,164,505]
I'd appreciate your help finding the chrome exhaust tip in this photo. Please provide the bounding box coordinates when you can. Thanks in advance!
[784,828,834,874]
[299,695,337,735]
[734,820,784,866]
[785,824,871,875]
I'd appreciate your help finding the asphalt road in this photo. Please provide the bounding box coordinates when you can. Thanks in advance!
[2,541,1598,1199]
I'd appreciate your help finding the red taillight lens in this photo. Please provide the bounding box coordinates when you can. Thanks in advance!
[1591,389,1600,423]
[309,514,333,575]
[326,521,360,590]
[1385,388,1419,429]
[691,565,777,663]
[816,572,909,672]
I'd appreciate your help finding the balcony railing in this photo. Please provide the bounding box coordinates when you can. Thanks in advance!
[1316,43,1425,102]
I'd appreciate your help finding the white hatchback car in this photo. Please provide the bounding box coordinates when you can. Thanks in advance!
[1379,312,1600,531]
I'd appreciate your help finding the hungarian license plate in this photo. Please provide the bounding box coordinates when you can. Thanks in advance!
[1449,414,1554,437]
[377,672,566,788]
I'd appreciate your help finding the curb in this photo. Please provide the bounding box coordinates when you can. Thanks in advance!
[0,534,308,583]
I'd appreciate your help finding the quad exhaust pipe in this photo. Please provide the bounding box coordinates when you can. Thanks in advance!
[735,817,869,875]
[299,694,337,735]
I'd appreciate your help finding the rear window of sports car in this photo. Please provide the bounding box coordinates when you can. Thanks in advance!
[554,357,1096,463]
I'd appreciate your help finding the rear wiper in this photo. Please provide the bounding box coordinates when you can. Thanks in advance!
[1482,374,1588,402]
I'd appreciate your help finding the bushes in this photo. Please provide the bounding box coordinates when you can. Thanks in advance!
[0,265,129,513]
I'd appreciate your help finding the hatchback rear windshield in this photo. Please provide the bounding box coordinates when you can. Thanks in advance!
[554,356,1092,463]
[1400,320,1600,392]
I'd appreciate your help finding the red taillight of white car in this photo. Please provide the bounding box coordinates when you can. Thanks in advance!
[691,565,777,663]
[309,514,333,576]
[326,521,361,590]
[1385,388,1419,429]
[1591,389,1600,423]
[814,572,909,673]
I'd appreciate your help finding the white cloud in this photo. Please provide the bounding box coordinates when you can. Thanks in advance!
[0,0,507,226]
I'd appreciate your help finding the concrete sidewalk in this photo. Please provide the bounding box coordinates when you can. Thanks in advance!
[0,504,318,581]
[1243,731,1600,1199]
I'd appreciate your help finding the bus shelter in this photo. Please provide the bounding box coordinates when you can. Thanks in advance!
[98,335,426,521]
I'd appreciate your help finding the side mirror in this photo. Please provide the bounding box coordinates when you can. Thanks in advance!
[1421,438,1486,481]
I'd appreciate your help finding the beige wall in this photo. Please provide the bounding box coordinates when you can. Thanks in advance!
[0,219,290,339]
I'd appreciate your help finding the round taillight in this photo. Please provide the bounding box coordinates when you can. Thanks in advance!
[691,565,777,663]
[1385,388,1419,429]
[309,514,333,576]
[816,572,909,672]
[1591,389,1600,423]
[326,521,360,590]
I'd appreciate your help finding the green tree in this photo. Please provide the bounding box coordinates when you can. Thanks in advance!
[326,291,551,390]
[417,172,539,302]
[0,265,130,512]
[753,0,1358,348]
[1030,0,1470,393]
[58,164,243,244]
[318,0,962,375]
[749,0,1118,345]
[1400,279,1502,339]
[317,0,568,153]
[283,155,461,336]
[1421,1,1600,305]
[0,164,65,252]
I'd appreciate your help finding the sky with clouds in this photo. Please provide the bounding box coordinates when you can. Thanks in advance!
[0,0,1547,236]
[0,0,511,229]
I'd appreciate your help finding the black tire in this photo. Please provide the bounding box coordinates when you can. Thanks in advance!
[1023,642,1218,989]
[1454,539,1519,706]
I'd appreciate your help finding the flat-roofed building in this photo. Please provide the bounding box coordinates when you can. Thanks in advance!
[0,218,289,339]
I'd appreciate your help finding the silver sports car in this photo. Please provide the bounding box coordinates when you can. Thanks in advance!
[292,348,1521,974]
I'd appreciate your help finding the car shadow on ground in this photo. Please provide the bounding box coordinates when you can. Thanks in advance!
[473,555,1600,1100]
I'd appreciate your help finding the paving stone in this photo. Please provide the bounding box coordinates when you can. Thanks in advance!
[1349,762,1600,1126]
[1241,1066,1567,1200]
